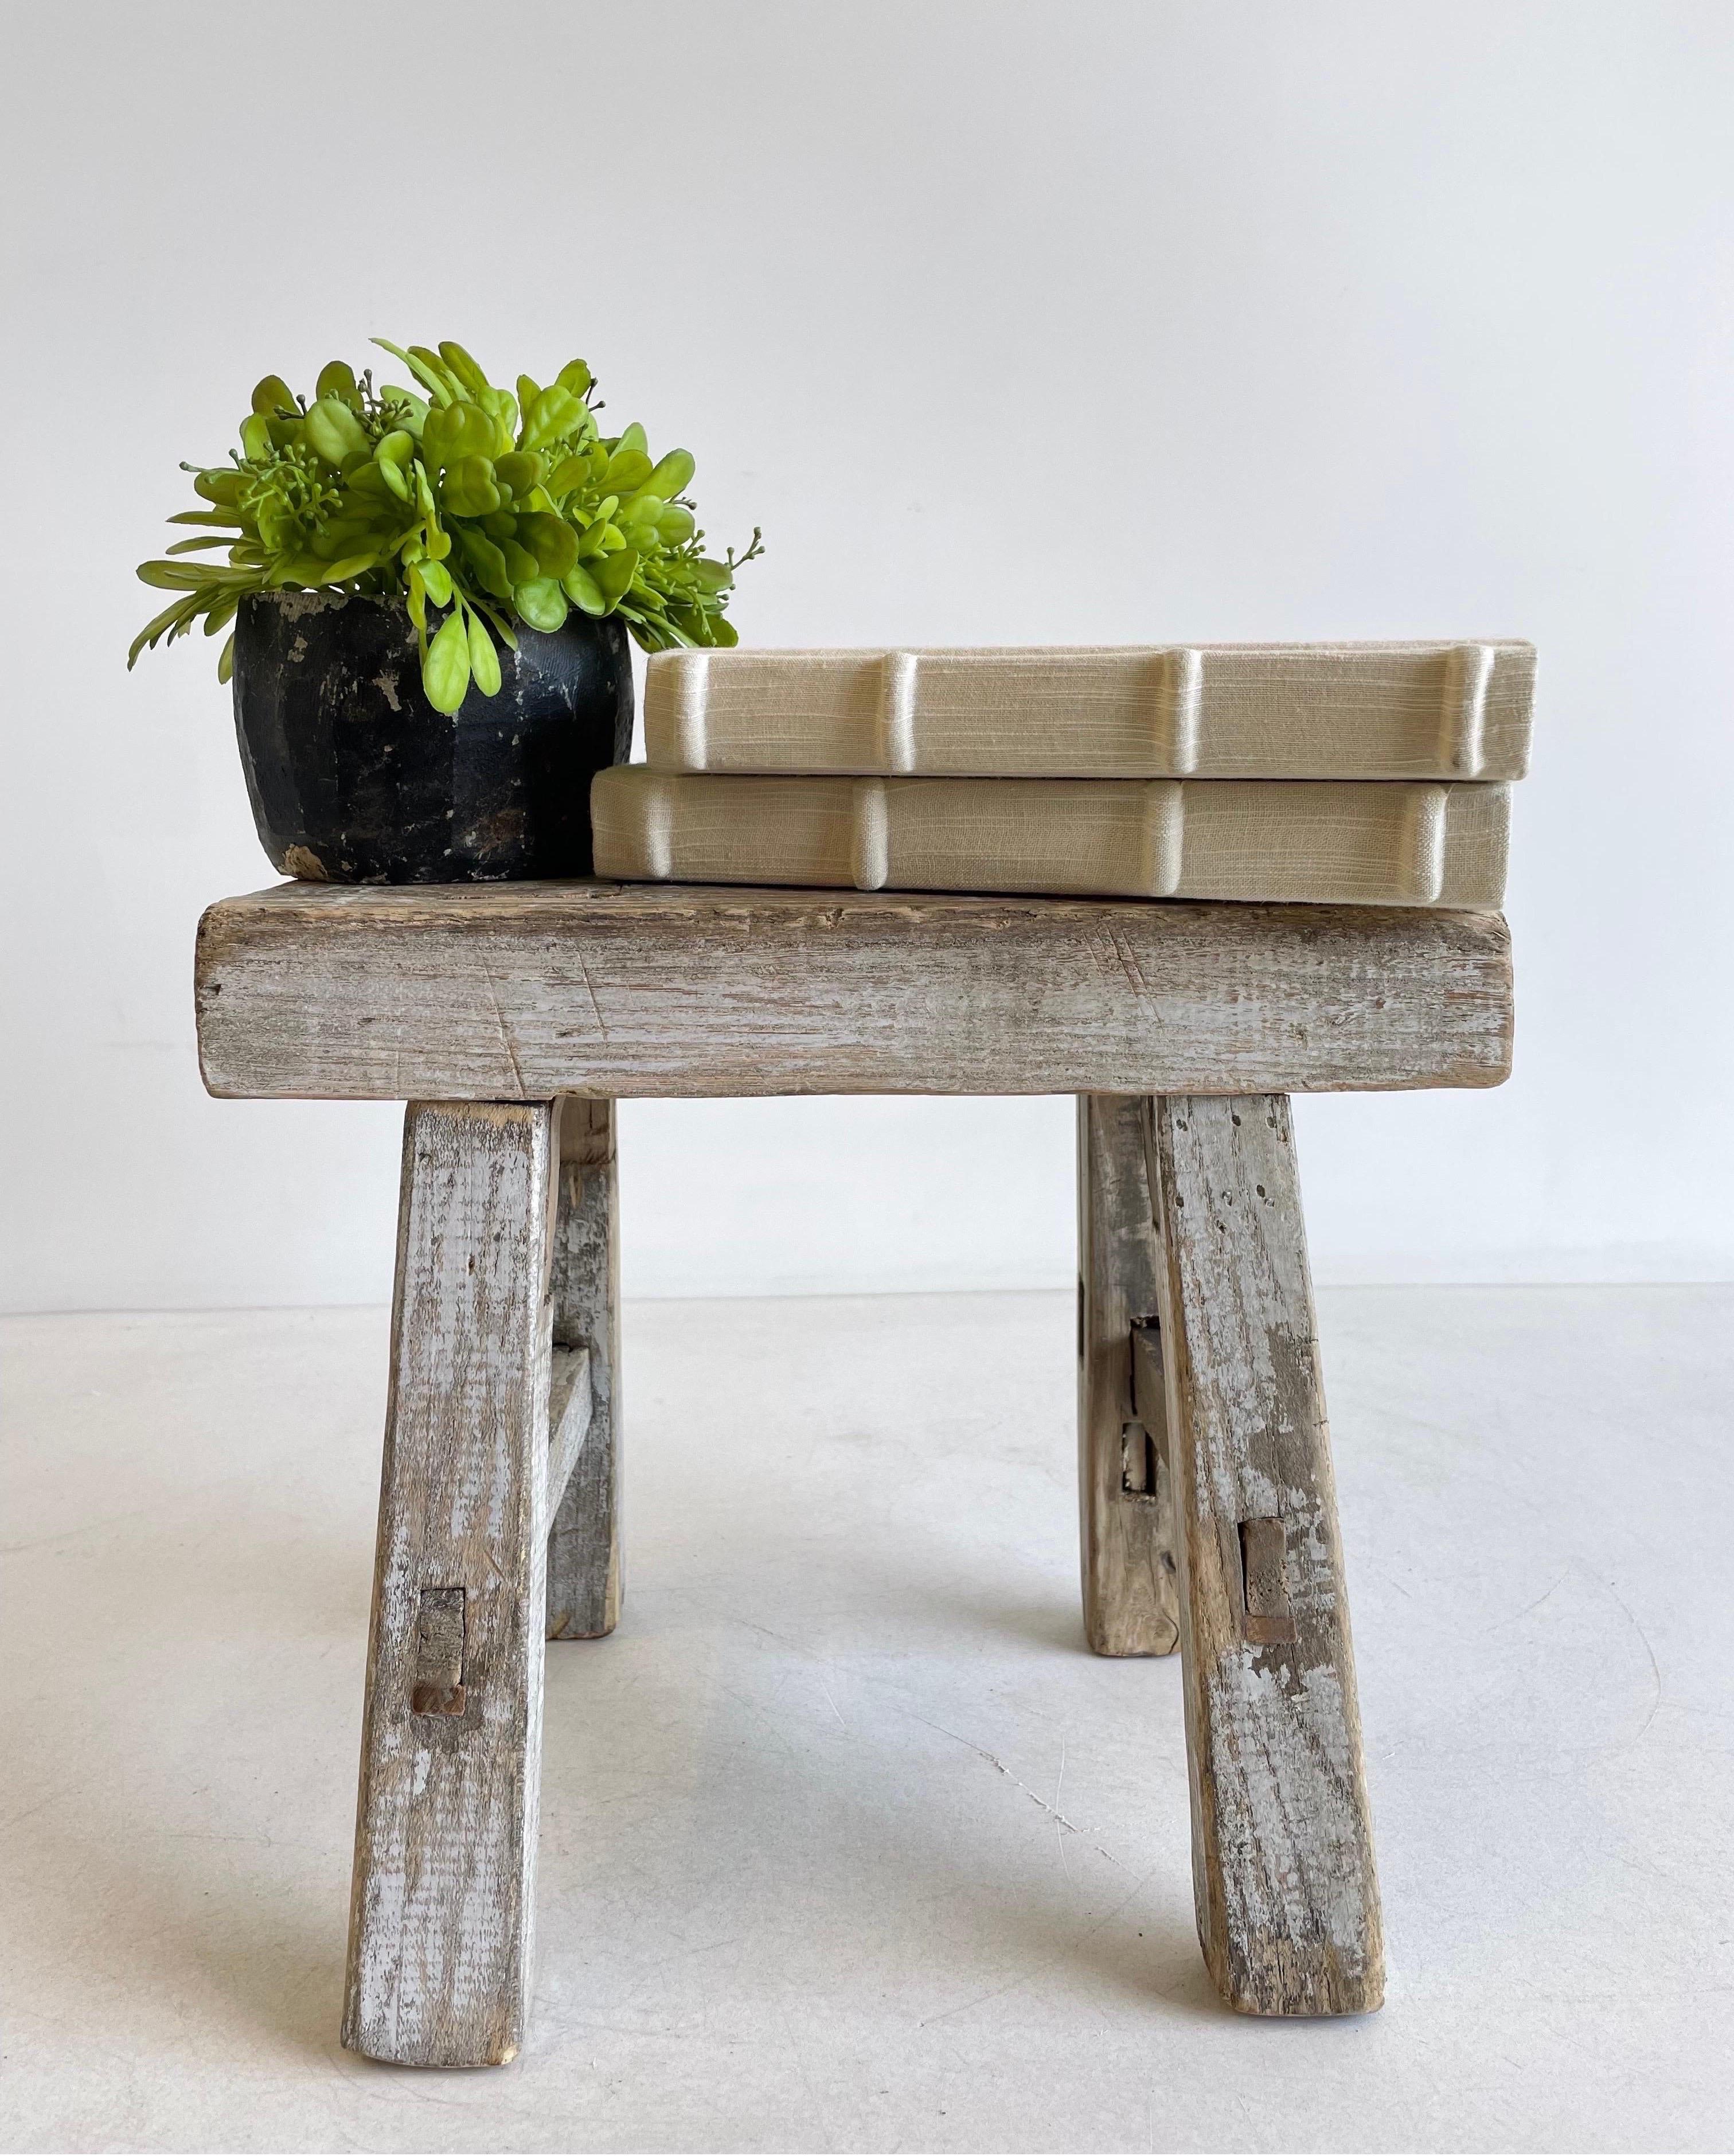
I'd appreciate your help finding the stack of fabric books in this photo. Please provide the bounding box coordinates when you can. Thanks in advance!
[591,641,1534,906]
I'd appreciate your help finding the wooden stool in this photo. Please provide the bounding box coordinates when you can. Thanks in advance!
[194,881,1512,2064]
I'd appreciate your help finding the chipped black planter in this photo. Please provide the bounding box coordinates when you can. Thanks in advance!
[232,590,632,883]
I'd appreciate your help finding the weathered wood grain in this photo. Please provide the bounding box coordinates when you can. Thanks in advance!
[1144,1093,1383,2017]
[342,1100,556,2068]
[1076,1096,1180,1655]
[546,1098,622,1640]
[546,1344,592,1519]
[194,880,1513,1101]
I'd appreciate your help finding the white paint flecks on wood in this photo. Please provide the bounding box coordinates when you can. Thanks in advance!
[1076,1095,1180,1656]
[342,1100,556,2068]
[546,1098,621,1642]
[1144,1093,1384,2017]
[193,882,1514,1101]
[546,1344,592,1520]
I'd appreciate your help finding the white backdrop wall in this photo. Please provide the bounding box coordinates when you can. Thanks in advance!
[3,1,1731,1312]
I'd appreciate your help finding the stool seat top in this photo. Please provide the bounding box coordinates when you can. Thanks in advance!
[194,878,1512,1102]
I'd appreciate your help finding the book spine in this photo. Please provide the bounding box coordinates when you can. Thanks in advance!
[591,770,1509,907]
[656,649,710,773]
[1439,641,1494,777]
[642,642,1531,780]
[878,651,919,773]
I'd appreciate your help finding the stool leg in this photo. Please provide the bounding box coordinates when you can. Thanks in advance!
[546,1098,622,1640]
[1076,1094,1180,1655]
[1144,1094,1383,2016]
[342,1100,556,2067]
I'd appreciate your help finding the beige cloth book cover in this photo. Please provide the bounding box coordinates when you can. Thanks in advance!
[591,769,1510,908]
[645,640,1534,780]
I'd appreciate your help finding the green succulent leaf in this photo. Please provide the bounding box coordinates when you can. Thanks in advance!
[380,384,429,435]
[305,396,369,466]
[139,559,237,590]
[513,578,568,632]
[592,548,639,606]
[603,447,653,493]
[645,450,695,500]
[408,345,463,401]
[493,450,544,498]
[545,453,590,501]
[441,452,503,518]
[456,525,513,600]
[135,339,760,689]
[438,341,489,397]
[478,387,516,440]
[498,539,538,586]
[373,338,454,407]
[467,607,503,695]
[424,609,471,713]
[561,562,606,614]
[323,549,384,582]
[517,511,579,579]
[520,385,585,453]
[436,400,497,469]
[376,428,415,468]
[315,360,359,406]
[341,461,393,505]
[127,595,197,667]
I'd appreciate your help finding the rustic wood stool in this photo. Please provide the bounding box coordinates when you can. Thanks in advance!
[194,880,1513,2065]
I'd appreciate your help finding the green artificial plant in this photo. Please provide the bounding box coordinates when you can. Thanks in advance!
[132,339,761,712]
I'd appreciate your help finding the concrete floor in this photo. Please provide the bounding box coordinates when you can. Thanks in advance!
[2,1287,1729,2153]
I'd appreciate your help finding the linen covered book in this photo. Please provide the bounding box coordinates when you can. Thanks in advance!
[643,640,1534,779]
[589,769,1510,908]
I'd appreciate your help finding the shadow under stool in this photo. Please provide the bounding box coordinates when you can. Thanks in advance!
[193,878,1514,2065]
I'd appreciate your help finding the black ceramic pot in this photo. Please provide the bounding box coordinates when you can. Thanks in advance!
[231,590,633,883]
